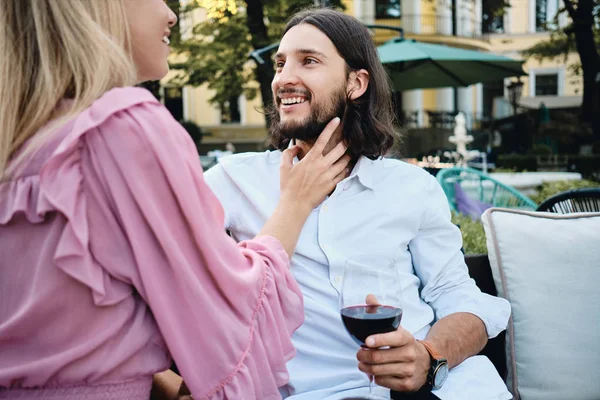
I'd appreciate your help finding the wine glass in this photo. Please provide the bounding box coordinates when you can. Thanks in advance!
[339,256,403,398]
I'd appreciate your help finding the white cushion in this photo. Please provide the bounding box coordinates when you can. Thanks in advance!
[481,209,600,400]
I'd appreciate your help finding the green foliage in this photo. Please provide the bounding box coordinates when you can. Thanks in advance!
[180,120,205,144]
[569,155,600,181]
[520,4,600,73]
[537,110,594,146]
[530,143,553,156]
[496,154,538,172]
[496,154,600,180]
[452,213,488,255]
[169,10,256,105]
[530,179,600,204]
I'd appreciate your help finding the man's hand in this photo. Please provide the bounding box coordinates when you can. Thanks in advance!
[356,326,431,392]
[355,294,430,392]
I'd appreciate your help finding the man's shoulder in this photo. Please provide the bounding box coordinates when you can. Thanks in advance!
[217,150,282,170]
[375,157,436,184]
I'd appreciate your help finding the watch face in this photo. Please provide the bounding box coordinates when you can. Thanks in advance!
[433,362,449,389]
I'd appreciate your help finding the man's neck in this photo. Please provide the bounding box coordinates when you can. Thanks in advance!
[295,126,358,181]
[296,126,343,160]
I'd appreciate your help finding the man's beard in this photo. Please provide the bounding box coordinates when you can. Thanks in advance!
[269,85,348,146]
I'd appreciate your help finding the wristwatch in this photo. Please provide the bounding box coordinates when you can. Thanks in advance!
[418,340,449,390]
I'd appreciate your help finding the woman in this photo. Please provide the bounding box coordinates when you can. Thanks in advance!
[0,1,349,399]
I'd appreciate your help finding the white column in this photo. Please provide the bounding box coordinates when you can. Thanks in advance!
[527,73,536,97]
[436,88,454,111]
[353,0,363,21]
[474,0,482,35]
[528,0,536,33]
[476,83,483,117]
[182,86,190,121]
[457,86,473,128]
[458,87,473,114]
[401,0,421,34]
[360,0,375,25]
[437,0,453,35]
[457,0,473,37]
[558,68,566,95]
[240,95,247,125]
[403,90,423,127]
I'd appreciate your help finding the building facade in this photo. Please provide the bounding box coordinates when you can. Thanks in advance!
[166,0,581,153]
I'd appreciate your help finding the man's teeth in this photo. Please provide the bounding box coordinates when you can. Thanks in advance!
[281,97,306,105]
[162,36,170,45]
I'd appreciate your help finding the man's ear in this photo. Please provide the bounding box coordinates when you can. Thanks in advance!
[347,69,369,101]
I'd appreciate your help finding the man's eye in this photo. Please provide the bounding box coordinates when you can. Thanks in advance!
[275,61,285,69]
[304,58,317,65]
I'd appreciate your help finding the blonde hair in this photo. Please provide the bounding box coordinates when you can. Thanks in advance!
[0,0,138,177]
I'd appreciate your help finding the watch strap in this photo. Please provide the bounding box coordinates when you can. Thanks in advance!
[419,340,444,361]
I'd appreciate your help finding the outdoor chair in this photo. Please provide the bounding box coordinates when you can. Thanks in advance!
[436,167,537,217]
[536,187,600,213]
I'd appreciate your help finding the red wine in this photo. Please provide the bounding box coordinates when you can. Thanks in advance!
[341,305,402,345]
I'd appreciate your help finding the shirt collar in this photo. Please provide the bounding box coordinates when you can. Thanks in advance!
[349,156,375,190]
[286,140,375,190]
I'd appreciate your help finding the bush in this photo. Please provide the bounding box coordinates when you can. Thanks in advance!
[530,143,553,156]
[568,155,600,181]
[496,154,600,180]
[496,155,537,172]
[179,120,205,145]
[530,179,600,204]
[452,213,487,255]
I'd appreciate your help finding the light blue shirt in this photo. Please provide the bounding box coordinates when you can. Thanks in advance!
[204,151,512,400]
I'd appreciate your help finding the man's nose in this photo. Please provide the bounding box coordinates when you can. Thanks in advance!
[275,64,300,87]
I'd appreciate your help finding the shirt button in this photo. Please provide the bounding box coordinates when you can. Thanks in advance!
[334,276,342,283]
[322,205,328,212]
[322,244,329,250]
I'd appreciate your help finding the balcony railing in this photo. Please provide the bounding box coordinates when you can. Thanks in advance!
[375,14,483,39]
[398,110,493,131]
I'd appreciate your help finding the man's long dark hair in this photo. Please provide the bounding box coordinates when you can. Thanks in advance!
[270,8,399,160]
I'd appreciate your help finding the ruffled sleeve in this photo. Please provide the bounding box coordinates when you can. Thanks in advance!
[38,87,304,399]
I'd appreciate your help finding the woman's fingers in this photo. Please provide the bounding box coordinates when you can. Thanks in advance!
[323,140,348,165]
[306,118,340,159]
[327,154,351,181]
[281,145,300,168]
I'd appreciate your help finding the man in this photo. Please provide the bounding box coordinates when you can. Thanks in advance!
[205,9,511,400]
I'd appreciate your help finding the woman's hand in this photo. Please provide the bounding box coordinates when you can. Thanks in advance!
[279,117,350,213]
[258,117,350,258]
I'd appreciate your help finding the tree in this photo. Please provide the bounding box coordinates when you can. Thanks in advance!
[169,8,257,118]
[521,0,600,140]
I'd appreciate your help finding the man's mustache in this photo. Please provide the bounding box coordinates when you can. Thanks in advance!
[276,88,311,100]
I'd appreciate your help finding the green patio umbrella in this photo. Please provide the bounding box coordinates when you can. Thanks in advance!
[378,38,526,91]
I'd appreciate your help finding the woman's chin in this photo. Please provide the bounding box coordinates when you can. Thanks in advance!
[137,65,169,85]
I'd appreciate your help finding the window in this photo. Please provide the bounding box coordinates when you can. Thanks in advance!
[482,13,504,33]
[482,0,504,34]
[482,79,505,118]
[535,74,558,96]
[375,0,401,19]
[164,87,183,122]
[536,0,547,31]
[536,0,559,31]
[220,96,241,124]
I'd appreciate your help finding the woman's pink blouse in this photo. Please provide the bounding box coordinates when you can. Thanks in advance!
[0,87,303,399]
